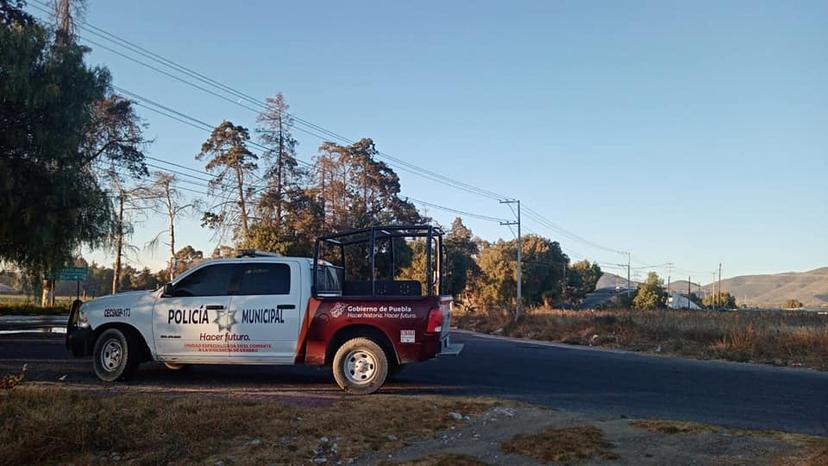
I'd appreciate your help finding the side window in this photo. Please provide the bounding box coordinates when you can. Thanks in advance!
[172,264,236,297]
[238,263,291,295]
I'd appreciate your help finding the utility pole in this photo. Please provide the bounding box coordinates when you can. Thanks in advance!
[718,262,723,308]
[625,252,631,294]
[712,272,718,310]
[687,275,691,308]
[500,199,522,319]
[687,275,693,309]
[666,262,673,293]
[112,193,124,295]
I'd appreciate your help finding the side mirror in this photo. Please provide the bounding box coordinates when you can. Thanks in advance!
[161,283,174,297]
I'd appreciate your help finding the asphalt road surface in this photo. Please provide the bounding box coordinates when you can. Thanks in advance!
[1,330,826,436]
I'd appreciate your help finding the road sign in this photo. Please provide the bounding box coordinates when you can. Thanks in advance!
[52,267,88,281]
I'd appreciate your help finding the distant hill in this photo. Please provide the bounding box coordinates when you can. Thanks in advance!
[668,280,705,295]
[598,267,828,308]
[701,267,828,308]
[596,272,638,290]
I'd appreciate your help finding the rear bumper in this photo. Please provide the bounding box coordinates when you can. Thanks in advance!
[438,335,464,356]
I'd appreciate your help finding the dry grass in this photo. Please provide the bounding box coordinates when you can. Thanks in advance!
[628,418,828,465]
[629,419,721,435]
[385,453,489,466]
[773,439,828,466]
[0,364,26,390]
[0,387,496,465]
[500,425,618,464]
[457,308,828,370]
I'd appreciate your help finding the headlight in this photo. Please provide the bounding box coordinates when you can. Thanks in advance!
[78,308,90,328]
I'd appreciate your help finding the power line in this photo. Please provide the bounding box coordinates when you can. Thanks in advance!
[117,87,512,223]
[145,156,211,177]
[25,0,509,201]
[74,2,636,255]
[522,205,628,256]
[145,163,212,184]
[407,197,508,223]
[27,1,646,266]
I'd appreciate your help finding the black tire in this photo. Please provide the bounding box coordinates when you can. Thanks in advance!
[332,337,389,395]
[92,328,139,382]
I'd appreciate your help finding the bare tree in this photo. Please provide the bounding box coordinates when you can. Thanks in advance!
[144,172,199,279]
[52,0,85,46]
[107,172,153,294]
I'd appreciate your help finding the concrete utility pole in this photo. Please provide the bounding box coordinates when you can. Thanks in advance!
[500,199,522,319]
[625,252,631,294]
[712,272,718,310]
[687,275,691,307]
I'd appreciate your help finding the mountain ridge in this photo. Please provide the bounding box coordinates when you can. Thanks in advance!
[598,267,828,308]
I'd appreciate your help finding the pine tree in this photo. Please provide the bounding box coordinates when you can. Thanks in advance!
[197,121,258,243]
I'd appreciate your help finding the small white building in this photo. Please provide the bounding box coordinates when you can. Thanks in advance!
[667,292,702,310]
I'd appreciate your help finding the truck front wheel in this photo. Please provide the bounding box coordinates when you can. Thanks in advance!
[92,328,138,382]
[332,337,389,394]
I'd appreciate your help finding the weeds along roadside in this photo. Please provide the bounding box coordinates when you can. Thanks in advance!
[455,307,828,370]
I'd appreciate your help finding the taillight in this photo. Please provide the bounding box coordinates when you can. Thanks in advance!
[426,307,443,333]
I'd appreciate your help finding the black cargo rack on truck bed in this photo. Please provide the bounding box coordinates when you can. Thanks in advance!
[312,225,445,298]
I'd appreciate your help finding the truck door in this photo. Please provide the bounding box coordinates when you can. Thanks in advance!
[227,262,301,363]
[153,263,237,362]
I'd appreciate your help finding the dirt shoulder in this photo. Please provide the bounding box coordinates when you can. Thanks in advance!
[368,405,827,466]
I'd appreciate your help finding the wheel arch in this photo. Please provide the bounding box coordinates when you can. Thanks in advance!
[325,324,399,367]
[93,323,153,363]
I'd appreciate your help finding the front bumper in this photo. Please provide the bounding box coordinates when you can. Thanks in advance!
[66,326,93,357]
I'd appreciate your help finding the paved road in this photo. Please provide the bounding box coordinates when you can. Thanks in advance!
[1,331,826,435]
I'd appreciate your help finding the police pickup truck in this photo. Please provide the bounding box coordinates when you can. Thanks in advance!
[66,226,462,394]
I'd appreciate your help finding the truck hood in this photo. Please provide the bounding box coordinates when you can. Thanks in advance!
[84,290,156,307]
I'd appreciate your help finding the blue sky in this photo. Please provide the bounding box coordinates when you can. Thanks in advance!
[31,0,827,281]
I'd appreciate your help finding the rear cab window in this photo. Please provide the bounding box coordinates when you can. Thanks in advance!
[237,263,291,295]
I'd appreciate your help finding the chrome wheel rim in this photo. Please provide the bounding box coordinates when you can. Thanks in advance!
[344,350,376,385]
[100,338,123,372]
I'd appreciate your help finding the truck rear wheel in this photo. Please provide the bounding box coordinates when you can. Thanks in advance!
[92,328,138,382]
[332,337,388,395]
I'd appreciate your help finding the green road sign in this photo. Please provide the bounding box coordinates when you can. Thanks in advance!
[52,267,88,281]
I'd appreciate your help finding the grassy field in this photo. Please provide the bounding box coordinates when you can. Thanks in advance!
[0,294,79,315]
[456,308,828,370]
[0,386,497,465]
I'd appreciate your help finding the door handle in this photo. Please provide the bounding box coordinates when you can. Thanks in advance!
[277,304,296,310]
[205,305,225,310]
